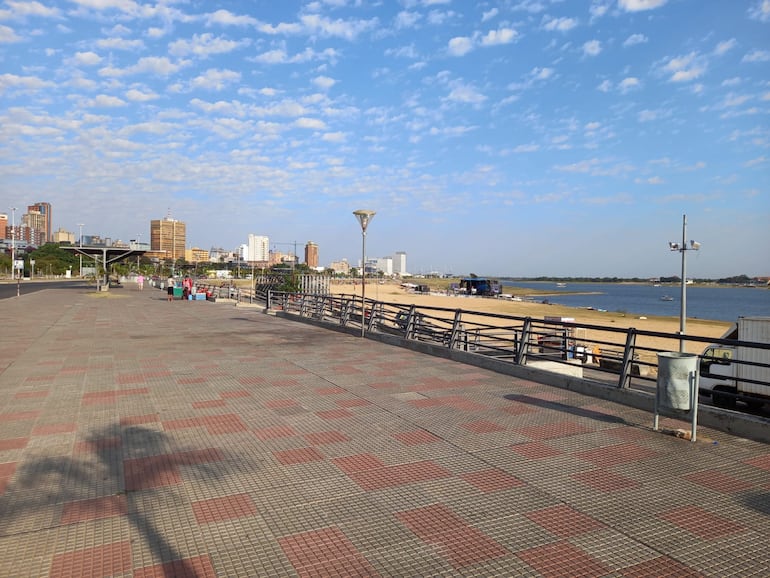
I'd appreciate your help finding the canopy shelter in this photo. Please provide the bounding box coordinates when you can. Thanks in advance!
[61,245,146,290]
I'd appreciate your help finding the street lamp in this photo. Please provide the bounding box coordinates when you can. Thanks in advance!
[669,214,700,352]
[353,209,376,338]
[78,223,84,277]
[10,207,16,281]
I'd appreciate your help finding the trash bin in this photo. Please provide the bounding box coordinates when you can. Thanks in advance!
[657,352,699,411]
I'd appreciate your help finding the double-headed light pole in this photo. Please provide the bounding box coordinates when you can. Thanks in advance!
[353,210,375,338]
[668,214,700,352]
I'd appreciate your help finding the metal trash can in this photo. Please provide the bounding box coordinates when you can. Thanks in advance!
[657,352,699,411]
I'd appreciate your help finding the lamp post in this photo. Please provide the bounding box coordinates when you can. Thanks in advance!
[78,223,84,277]
[668,214,700,352]
[10,207,16,281]
[353,210,376,338]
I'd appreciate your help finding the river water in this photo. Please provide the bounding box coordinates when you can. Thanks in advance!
[501,281,770,322]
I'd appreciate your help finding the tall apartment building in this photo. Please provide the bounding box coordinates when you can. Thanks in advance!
[248,234,269,263]
[150,217,186,260]
[0,214,7,239]
[394,251,407,276]
[27,202,52,242]
[304,241,318,268]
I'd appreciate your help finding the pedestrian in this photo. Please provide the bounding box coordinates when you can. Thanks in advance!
[167,275,175,301]
[182,275,193,301]
[136,274,144,291]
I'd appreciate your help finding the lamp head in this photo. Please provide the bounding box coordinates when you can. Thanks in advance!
[690,240,701,250]
[353,209,376,232]
[669,242,680,251]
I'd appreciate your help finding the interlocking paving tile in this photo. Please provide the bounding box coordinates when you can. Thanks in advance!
[571,468,642,492]
[460,468,526,493]
[658,505,747,540]
[279,526,380,577]
[0,437,29,451]
[392,429,441,446]
[60,495,127,524]
[517,540,611,577]
[274,447,325,465]
[49,540,132,578]
[396,503,509,569]
[525,504,606,538]
[134,554,217,578]
[576,442,658,467]
[192,493,258,524]
[683,469,754,493]
[509,441,564,459]
[303,430,350,445]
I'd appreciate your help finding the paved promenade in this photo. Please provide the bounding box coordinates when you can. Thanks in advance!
[0,283,768,577]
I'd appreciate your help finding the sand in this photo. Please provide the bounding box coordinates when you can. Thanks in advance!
[329,280,732,358]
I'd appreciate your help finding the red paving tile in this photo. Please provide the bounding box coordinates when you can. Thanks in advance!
[220,390,251,398]
[347,461,452,491]
[61,495,128,524]
[304,431,350,445]
[49,541,132,578]
[124,448,224,491]
[237,376,267,385]
[502,402,540,416]
[0,437,29,451]
[192,399,228,409]
[274,447,325,465]
[134,554,217,578]
[658,505,747,540]
[254,425,298,440]
[510,441,564,459]
[526,504,606,538]
[577,443,657,467]
[392,430,442,446]
[460,469,526,493]
[517,541,610,577]
[271,379,301,387]
[74,437,121,455]
[0,462,17,495]
[192,493,257,524]
[335,398,370,408]
[163,413,248,435]
[397,504,508,569]
[315,386,346,395]
[279,526,380,578]
[683,470,753,493]
[0,410,41,422]
[745,453,770,471]
[178,377,208,384]
[571,469,641,492]
[81,388,149,405]
[333,453,386,474]
[119,414,159,426]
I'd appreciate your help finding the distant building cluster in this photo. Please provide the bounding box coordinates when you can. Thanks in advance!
[1,203,410,277]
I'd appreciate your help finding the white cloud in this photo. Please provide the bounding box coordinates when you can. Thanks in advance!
[205,9,260,27]
[661,52,706,82]
[481,28,518,46]
[125,88,159,102]
[748,0,770,22]
[298,14,378,41]
[96,37,144,51]
[446,81,486,104]
[312,75,336,90]
[0,24,21,43]
[597,79,612,92]
[742,50,770,63]
[447,36,474,56]
[4,0,62,19]
[91,94,127,107]
[189,69,241,91]
[618,0,668,11]
[714,39,737,56]
[0,73,53,93]
[169,34,247,58]
[623,34,647,47]
[542,16,578,32]
[618,77,640,93]
[482,8,499,22]
[73,51,102,66]
[294,117,327,130]
[395,11,421,29]
[583,40,601,56]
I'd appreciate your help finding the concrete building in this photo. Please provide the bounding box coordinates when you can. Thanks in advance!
[394,251,407,276]
[150,217,186,261]
[27,202,52,242]
[52,228,75,244]
[186,247,210,263]
[248,235,269,263]
[328,259,351,275]
[305,241,318,268]
[376,256,393,276]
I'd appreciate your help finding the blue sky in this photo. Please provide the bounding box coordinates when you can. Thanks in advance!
[1,0,768,278]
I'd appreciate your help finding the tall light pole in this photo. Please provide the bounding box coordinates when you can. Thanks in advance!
[10,207,16,281]
[78,223,84,277]
[668,214,700,352]
[353,210,376,338]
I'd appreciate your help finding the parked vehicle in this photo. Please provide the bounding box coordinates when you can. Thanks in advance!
[699,316,770,410]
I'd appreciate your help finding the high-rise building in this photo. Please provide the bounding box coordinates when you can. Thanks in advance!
[52,228,75,244]
[394,251,407,276]
[0,214,7,239]
[150,216,186,260]
[248,234,269,263]
[305,241,318,268]
[27,202,52,242]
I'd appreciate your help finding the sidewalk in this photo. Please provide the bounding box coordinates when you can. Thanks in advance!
[1,284,768,577]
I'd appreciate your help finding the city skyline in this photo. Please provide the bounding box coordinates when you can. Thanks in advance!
[1,1,768,278]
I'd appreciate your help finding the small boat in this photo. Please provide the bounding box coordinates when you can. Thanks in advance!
[660,295,674,301]
[556,282,566,288]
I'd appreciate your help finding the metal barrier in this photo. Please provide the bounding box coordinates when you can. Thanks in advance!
[260,290,770,412]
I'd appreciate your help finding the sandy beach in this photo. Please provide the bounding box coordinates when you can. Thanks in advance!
[329,280,732,358]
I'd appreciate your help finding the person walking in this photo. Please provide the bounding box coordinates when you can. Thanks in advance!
[136,274,144,291]
[182,275,193,301]
[167,275,175,302]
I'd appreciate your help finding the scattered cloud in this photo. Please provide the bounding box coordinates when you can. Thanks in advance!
[618,0,668,11]
[623,33,648,47]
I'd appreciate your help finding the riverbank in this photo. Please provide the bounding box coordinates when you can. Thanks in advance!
[329,280,732,356]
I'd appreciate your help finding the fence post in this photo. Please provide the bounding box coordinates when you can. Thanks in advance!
[449,310,463,349]
[618,328,637,389]
[515,317,532,365]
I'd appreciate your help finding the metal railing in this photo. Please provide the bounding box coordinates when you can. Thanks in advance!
[260,291,769,412]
